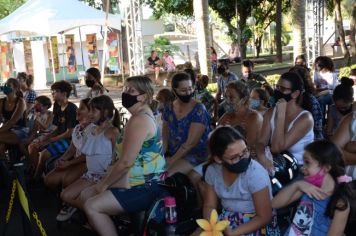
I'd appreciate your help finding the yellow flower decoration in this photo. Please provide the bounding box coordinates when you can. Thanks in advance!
[196,209,230,236]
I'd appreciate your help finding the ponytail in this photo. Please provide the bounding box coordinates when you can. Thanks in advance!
[112,108,121,131]
[325,180,356,218]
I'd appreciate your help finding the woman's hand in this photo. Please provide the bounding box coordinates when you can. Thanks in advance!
[275,98,287,115]
[297,181,327,200]
[56,159,72,170]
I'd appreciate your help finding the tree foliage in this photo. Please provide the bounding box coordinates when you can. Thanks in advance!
[0,0,26,19]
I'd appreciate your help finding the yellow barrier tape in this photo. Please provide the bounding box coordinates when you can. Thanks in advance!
[16,179,30,219]
[5,180,16,223]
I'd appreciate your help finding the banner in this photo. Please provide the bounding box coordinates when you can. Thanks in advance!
[86,34,99,67]
[107,32,120,73]
[47,36,60,74]
[0,42,13,80]
[65,35,76,74]
[23,40,33,75]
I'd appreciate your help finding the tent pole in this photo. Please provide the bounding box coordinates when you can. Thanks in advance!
[78,27,85,72]
[60,33,66,80]
[100,0,110,85]
[48,37,56,83]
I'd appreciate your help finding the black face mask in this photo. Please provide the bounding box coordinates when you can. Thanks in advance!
[223,157,251,174]
[273,90,292,102]
[337,105,353,116]
[86,79,95,88]
[122,92,140,109]
[217,66,226,75]
[175,91,193,103]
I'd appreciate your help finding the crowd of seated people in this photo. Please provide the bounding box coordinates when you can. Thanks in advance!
[1,55,356,236]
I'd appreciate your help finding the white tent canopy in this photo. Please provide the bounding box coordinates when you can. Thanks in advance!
[0,0,121,36]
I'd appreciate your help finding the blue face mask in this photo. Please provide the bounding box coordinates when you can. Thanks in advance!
[249,99,260,110]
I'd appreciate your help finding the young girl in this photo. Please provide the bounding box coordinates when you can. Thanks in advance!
[202,126,279,235]
[44,98,92,192]
[272,140,356,235]
[60,95,119,213]
[85,67,108,98]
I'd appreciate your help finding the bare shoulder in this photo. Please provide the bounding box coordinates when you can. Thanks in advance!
[105,126,120,139]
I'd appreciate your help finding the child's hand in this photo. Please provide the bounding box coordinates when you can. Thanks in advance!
[297,181,327,200]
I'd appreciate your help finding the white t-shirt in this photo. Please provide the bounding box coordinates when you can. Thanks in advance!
[205,160,272,213]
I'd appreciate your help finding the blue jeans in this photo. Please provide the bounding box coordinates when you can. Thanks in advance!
[317,93,332,124]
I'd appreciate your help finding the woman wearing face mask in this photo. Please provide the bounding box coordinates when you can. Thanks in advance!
[201,126,279,235]
[162,72,211,176]
[85,67,108,98]
[256,72,314,173]
[0,78,27,158]
[83,76,166,236]
[326,77,355,138]
[249,88,269,116]
[218,81,263,153]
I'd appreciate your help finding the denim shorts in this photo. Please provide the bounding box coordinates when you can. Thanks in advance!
[10,127,29,140]
[110,182,162,213]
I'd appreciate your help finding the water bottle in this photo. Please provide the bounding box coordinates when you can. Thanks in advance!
[164,196,178,236]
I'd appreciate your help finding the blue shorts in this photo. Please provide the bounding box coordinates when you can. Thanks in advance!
[10,127,29,141]
[47,139,70,158]
[110,182,162,213]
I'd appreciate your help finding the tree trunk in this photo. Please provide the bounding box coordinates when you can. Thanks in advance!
[291,0,306,60]
[256,35,263,58]
[193,0,211,76]
[275,0,283,62]
[350,2,356,64]
[334,0,351,65]
[238,11,248,60]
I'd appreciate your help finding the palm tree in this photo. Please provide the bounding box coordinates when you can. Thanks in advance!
[350,2,356,63]
[334,0,351,65]
[193,0,211,76]
[275,0,283,62]
[291,0,306,60]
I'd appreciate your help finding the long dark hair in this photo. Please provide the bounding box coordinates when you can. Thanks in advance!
[304,140,356,218]
[333,77,354,103]
[280,72,312,112]
[86,67,109,93]
[89,95,120,129]
[6,78,23,98]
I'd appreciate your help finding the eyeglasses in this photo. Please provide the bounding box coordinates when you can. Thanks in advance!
[222,148,250,163]
[51,90,59,94]
[275,84,292,93]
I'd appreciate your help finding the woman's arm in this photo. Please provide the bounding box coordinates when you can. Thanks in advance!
[105,127,120,163]
[169,122,206,163]
[0,98,26,132]
[226,187,272,236]
[162,121,169,154]
[202,184,218,220]
[327,203,350,236]
[246,112,263,148]
[326,107,334,138]
[332,114,356,165]
[271,105,313,154]
[255,108,272,168]
[95,115,152,192]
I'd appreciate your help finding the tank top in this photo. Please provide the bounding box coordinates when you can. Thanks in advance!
[71,123,96,158]
[1,97,25,127]
[270,108,314,165]
[286,194,331,236]
[80,125,113,175]
[115,113,166,187]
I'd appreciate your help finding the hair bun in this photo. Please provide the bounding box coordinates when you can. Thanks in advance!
[340,77,354,87]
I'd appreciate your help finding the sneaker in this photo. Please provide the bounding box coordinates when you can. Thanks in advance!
[56,206,77,221]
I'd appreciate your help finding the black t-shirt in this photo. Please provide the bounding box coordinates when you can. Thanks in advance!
[52,102,78,136]
[147,56,160,67]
